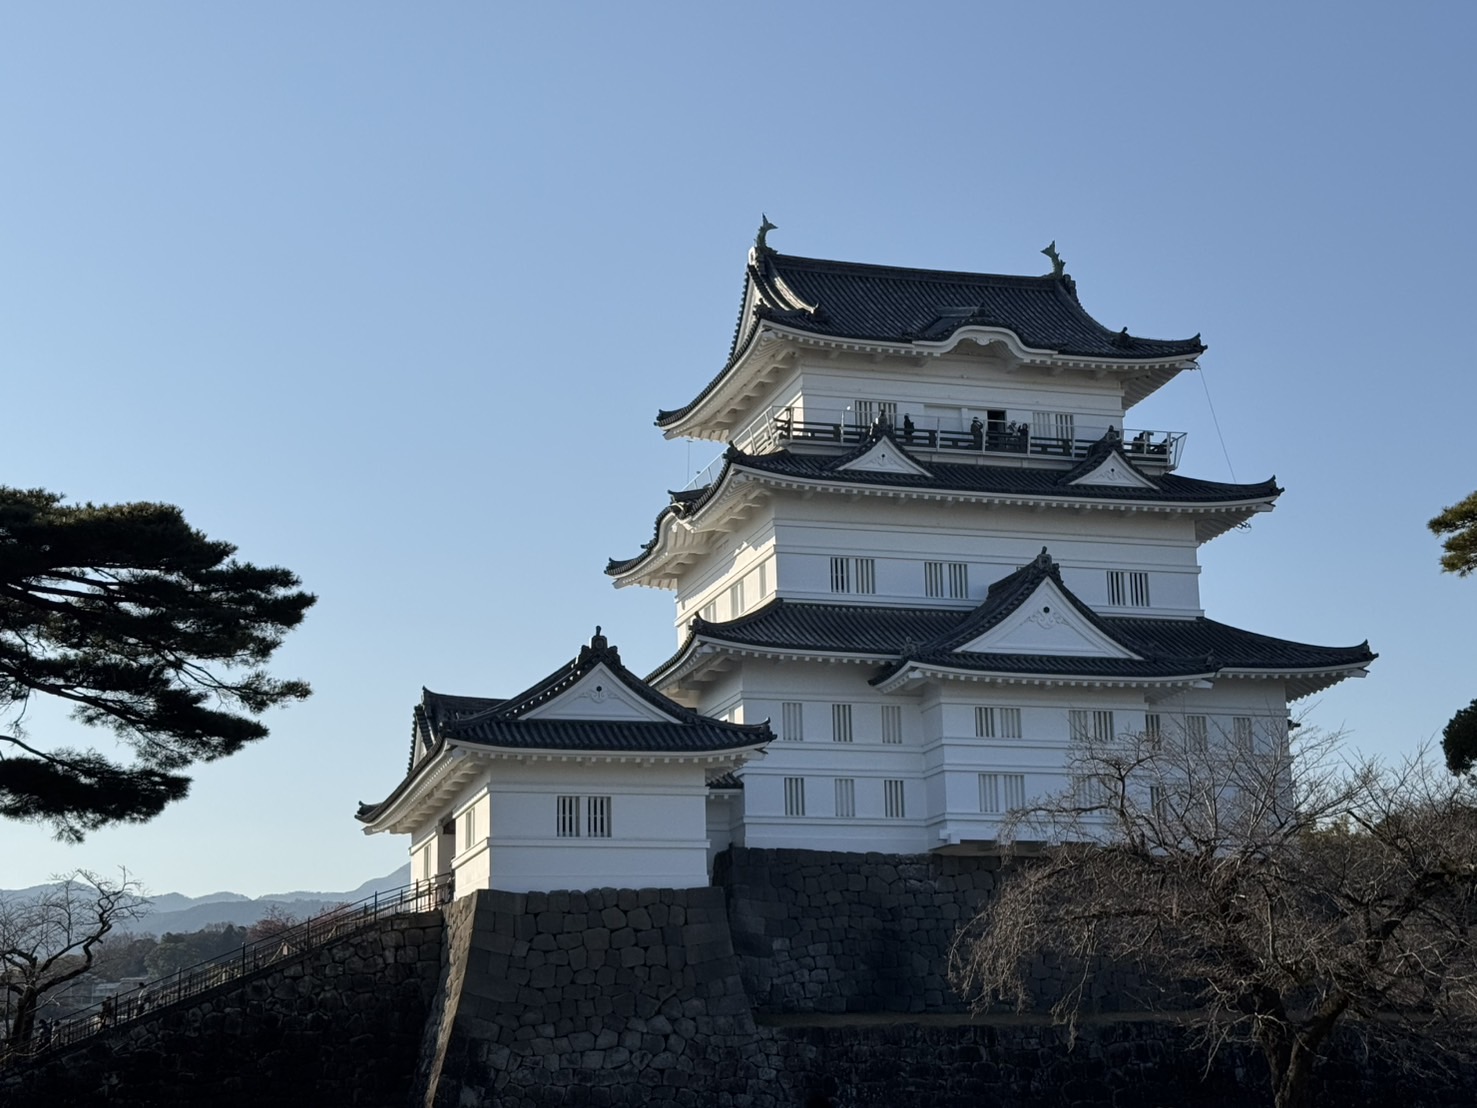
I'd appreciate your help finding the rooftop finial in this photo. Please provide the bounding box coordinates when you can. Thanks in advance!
[755,213,778,254]
[1041,241,1065,279]
[591,625,607,650]
[1032,546,1054,571]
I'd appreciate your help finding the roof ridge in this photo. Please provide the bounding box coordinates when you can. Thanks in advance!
[771,251,1059,288]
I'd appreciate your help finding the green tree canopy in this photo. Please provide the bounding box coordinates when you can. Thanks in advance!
[1428,491,1477,576]
[1442,698,1477,776]
[0,487,315,841]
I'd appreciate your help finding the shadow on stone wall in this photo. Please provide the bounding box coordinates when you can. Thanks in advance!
[0,911,443,1108]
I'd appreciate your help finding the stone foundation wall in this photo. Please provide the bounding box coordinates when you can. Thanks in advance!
[717,847,1149,1016]
[413,886,766,1107]
[0,910,443,1108]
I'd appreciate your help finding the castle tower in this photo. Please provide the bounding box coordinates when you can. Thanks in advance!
[608,230,1374,855]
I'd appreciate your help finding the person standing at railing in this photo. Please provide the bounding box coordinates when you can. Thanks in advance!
[970,417,984,450]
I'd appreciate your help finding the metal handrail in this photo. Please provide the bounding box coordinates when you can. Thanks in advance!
[1,874,453,1068]
[680,405,1185,489]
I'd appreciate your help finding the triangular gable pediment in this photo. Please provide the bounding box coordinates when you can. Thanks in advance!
[520,663,682,723]
[954,577,1140,658]
[836,438,932,477]
[1064,451,1156,489]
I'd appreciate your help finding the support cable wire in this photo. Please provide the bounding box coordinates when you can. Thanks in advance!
[1198,363,1238,483]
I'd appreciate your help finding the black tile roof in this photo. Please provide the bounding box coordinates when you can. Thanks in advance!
[650,584,1374,687]
[658,250,1205,427]
[753,252,1205,359]
[439,717,767,754]
[359,630,772,824]
[606,431,1279,578]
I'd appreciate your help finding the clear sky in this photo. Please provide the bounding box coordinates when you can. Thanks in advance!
[3,3,1474,897]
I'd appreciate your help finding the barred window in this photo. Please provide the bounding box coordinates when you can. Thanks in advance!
[781,701,804,741]
[700,599,718,623]
[980,773,1026,812]
[1233,716,1254,752]
[924,561,945,598]
[1144,713,1163,748]
[976,707,1022,739]
[1002,774,1026,809]
[884,779,906,819]
[1069,710,1114,743]
[979,773,1000,813]
[784,777,806,817]
[1107,571,1150,607]
[832,703,853,742]
[728,579,745,618]
[834,778,856,818]
[1184,715,1209,753]
[557,796,611,838]
[880,704,903,744]
[830,556,875,594]
[949,562,969,599]
[757,560,769,599]
[586,796,612,838]
[556,795,580,838]
[461,806,477,851]
[1149,785,1168,822]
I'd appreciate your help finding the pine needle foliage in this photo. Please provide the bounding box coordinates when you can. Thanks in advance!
[0,487,315,841]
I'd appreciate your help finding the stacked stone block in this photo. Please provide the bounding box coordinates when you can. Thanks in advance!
[413,886,767,1107]
[0,911,443,1108]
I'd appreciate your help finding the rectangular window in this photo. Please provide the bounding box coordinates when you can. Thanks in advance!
[854,399,897,428]
[700,599,718,623]
[1233,716,1254,753]
[1184,715,1209,753]
[1002,774,1026,809]
[1072,774,1107,808]
[1130,572,1150,607]
[880,704,903,744]
[781,701,804,741]
[1032,410,1075,448]
[981,774,1027,812]
[834,778,856,818]
[1144,713,1163,748]
[784,777,806,817]
[979,773,1001,814]
[924,561,945,598]
[830,556,850,593]
[557,795,580,838]
[1068,710,1114,743]
[461,806,476,850]
[949,562,968,599]
[728,579,745,618]
[557,796,612,838]
[831,703,853,742]
[586,796,612,838]
[1107,571,1149,607]
[757,560,769,599]
[976,707,1022,739]
[925,561,968,599]
[884,779,906,819]
[831,554,880,594]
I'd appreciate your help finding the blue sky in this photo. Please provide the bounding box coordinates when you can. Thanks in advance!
[3,3,1474,897]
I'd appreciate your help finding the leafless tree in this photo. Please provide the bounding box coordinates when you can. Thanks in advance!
[1,868,148,1051]
[949,724,1477,1108]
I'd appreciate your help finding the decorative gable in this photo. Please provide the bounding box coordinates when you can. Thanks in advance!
[835,438,932,477]
[954,577,1140,658]
[520,663,682,723]
[1065,452,1157,489]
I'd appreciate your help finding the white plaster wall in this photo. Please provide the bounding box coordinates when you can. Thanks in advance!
[482,759,714,893]
[768,497,1204,616]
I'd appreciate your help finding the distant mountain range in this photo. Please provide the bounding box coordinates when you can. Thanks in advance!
[0,866,412,935]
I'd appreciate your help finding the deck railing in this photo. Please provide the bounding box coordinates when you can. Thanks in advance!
[1,875,453,1069]
[682,407,1185,489]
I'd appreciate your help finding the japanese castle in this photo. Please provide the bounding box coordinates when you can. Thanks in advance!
[359,228,1375,893]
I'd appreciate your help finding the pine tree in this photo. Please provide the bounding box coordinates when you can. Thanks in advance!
[0,487,315,841]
